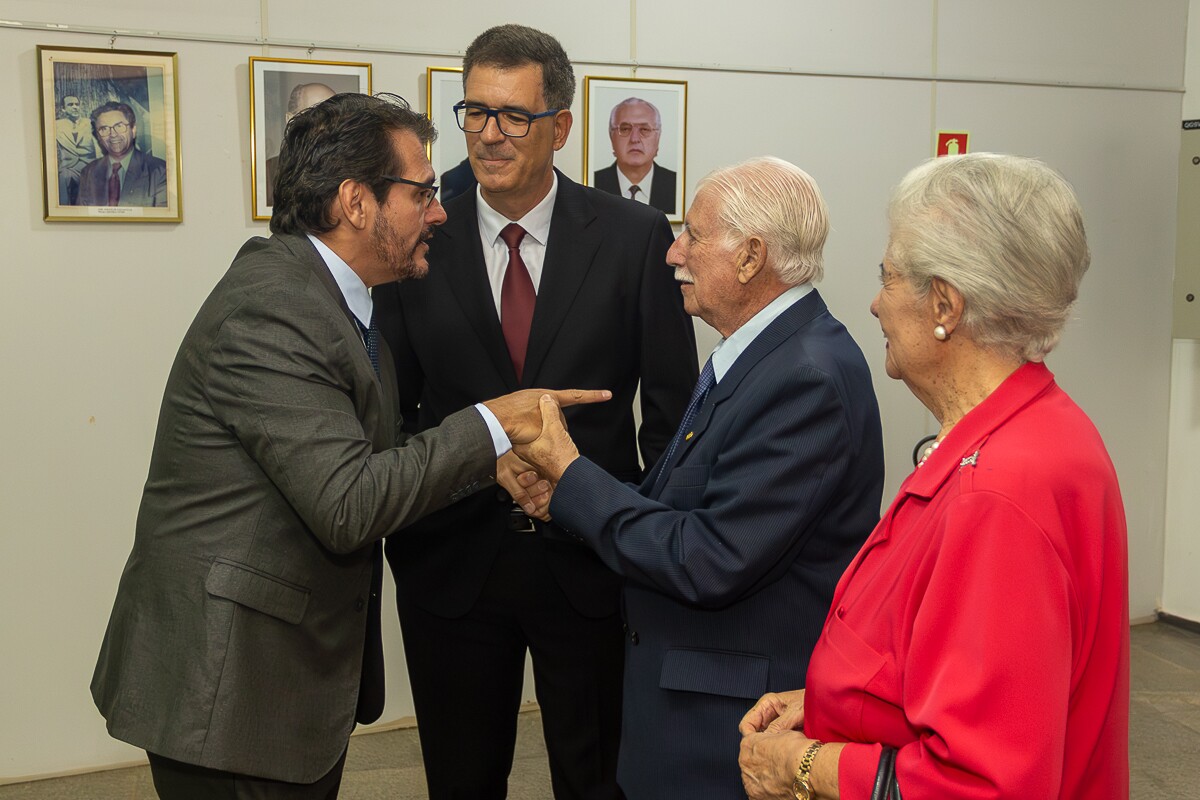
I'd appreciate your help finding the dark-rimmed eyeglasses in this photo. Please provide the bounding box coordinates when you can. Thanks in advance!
[96,121,131,137]
[453,102,561,138]
[382,175,439,210]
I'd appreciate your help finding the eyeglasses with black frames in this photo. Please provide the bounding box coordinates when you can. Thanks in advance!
[453,102,561,138]
[381,176,439,210]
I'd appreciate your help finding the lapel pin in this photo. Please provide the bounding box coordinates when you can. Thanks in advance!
[685,432,694,441]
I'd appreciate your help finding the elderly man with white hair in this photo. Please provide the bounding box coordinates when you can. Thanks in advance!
[516,156,885,798]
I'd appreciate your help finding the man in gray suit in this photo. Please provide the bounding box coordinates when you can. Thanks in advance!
[77,101,168,207]
[91,92,606,799]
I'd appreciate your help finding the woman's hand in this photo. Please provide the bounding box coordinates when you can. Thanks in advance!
[739,689,805,735]
[739,729,812,799]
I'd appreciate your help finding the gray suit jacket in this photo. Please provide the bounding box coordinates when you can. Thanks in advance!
[91,233,495,782]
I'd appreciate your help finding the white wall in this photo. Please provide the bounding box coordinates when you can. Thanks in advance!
[1163,0,1200,623]
[0,0,1188,780]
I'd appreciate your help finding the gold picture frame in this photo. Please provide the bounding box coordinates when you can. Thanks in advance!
[583,76,687,224]
[38,45,182,222]
[249,57,372,221]
[425,67,475,205]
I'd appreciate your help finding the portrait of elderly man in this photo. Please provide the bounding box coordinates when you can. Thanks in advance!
[593,97,678,213]
[55,94,97,205]
[516,156,885,798]
[76,101,167,208]
[265,82,337,205]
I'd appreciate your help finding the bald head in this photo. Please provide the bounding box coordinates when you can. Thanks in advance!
[286,83,337,121]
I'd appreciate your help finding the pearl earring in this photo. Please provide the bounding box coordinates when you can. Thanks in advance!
[933,325,948,341]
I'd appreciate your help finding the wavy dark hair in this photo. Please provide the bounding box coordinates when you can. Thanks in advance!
[270,93,436,236]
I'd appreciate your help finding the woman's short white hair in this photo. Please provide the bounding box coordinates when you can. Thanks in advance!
[698,156,828,286]
[886,153,1091,362]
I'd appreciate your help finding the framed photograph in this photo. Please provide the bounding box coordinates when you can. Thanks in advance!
[38,45,182,222]
[250,57,371,220]
[583,76,687,224]
[426,67,475,205]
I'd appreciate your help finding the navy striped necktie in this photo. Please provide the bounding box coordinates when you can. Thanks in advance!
[357,316,380,378]
[653,357,715,492]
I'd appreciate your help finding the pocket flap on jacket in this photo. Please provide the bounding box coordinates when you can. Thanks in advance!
[205,559,310,625]
[659,648,769,700]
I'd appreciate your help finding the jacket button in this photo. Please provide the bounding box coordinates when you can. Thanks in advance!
[630,631,640,645]
[355,598,366,612]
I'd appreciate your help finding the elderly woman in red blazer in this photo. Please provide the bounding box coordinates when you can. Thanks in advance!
[738,153,1129,800]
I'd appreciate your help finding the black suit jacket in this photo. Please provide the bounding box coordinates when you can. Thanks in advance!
[593,162,678,214]
[375,170,697,618]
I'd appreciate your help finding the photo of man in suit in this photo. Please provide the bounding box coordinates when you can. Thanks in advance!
[265,81,336,205]
[373,24,698,800]
[593,97,677,214]
[515,157,886,798]
[54,94,97,205]
[91,92,607,799]
[76,101,167,207]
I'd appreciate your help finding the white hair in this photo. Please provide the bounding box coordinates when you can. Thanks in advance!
[697,156,828,285]
[608,97,661,129]
[887,153,1090,362]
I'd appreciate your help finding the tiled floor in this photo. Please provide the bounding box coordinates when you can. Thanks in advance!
[3,621,1198,798]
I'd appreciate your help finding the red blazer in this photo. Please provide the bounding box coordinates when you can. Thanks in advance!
[804,362,1129,799]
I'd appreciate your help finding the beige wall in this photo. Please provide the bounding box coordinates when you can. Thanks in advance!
[0,0,1188,780]
[1163,0,1200,623]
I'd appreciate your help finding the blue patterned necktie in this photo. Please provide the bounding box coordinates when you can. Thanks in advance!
[358,316,380,378]
[653,357,715,492]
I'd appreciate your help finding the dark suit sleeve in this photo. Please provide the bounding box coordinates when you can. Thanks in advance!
[204,281,494,555]
[635,214,698,469]
[549,365,852,608]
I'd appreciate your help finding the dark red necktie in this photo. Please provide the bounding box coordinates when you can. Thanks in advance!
[107,162,121,206]
[499,223,535,382]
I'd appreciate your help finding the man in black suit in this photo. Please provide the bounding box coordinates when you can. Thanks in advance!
[91,92,604,799]
[374,24,697,800]
[592,97,677,214]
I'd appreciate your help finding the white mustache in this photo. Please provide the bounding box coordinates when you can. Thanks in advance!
[673,268,694,284]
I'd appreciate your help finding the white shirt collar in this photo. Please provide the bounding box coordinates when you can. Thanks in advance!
[616,163,655,203]
[709,283,814,382]
[476,171,558,247]
[307,234,372,328]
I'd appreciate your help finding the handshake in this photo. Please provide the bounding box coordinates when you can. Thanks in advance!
[481,389,595,521]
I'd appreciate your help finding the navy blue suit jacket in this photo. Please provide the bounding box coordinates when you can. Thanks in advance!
[550,289,884,798]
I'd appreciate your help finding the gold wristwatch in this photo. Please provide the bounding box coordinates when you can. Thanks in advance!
[792,740,825,800]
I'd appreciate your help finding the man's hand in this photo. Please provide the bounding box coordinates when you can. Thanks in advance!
[512,394,582,484]
[497,451,552,521]
[483,388,611,445]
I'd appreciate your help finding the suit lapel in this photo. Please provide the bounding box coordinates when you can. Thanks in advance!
[433,193,518,387]
[522,172,602,387]
[276,233,398,443]
[650,290,831,493]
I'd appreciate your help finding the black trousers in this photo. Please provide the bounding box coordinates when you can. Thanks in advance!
[147,749,347,800]
[397,530,625,799]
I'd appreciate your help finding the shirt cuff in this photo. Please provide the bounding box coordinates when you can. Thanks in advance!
[474,403,512,458]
